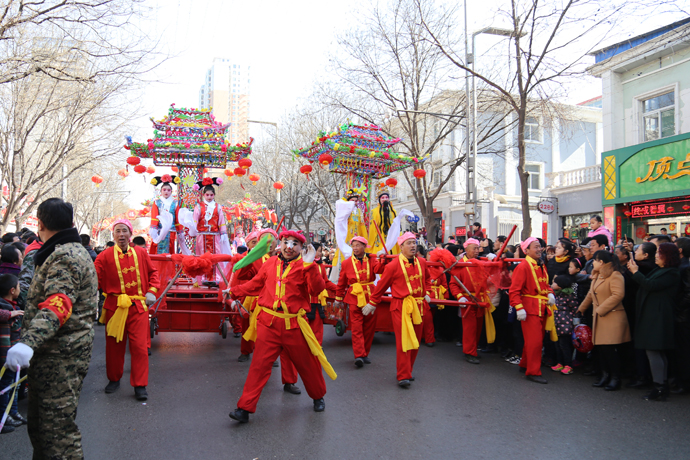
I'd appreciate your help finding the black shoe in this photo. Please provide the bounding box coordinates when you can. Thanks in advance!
[134,386,148,401]
[354,357,364,368]
[605,378,621,391]
[273,361,279,368]
[238,354,250,363]
[283,383,301,395]
[233,332,241,338]
[362,356,371,364]
[409,376,415,381]
[5,415,22,427]
[627,378,651,389]
[465,354,480,364]
[592,373,610,388]
[148,347,151,356]
[1,423,15,434]
[9,412,27,424]
[313,398,325,412]
[105,380,120,394]
[398,379,410,389]
[229,408,249,423]
[527,375,548,384]
[643,383,668,401]
[426,342,435,347]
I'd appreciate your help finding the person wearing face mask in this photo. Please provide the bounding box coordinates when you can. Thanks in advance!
[364,233,432,388]
[149,175,182,254]
[450,238,496,364]
[368,189,400,255]
[226,230,334,423]
[509,237,556,384]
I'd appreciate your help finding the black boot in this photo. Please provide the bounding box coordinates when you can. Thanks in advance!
[592,373,610,388]
[229,408,249,423]
[605,376,621,391]
[643,383,668,401]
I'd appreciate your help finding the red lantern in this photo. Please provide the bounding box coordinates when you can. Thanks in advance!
[146,165,155,174]
[203,168,209,173]
[386,177,398,188]
[172,166,179,172]
[91,174,103,187]
[623,211,632,217]
[318,153,333,166]
[126,157,140,166]
[413,169,426,179]
[224,169,234,178]
[117,168,128,179]
[238,158,252,169]
[134,165,146,174]
[300,164,313,178]
[248,173,260,185]
[234,167,246,177]
[273,181,285,190]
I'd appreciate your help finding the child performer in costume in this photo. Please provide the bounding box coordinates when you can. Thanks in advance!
[450,238,496,364]
[425,248,454,348]
[191,178,231,256]
[508,237,556,384]
[335,236,385,367]
[149,175,182,254]
[365,232,431,388]
[226,230,336,423]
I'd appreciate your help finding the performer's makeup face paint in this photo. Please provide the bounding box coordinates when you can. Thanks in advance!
[161,185,172,199]
[281,238,302,259]
[203,190,215,202]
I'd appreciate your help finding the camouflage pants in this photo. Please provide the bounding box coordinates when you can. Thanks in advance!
[27,344,92,460]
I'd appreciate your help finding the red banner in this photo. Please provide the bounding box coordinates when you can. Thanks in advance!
[542,221,548,243]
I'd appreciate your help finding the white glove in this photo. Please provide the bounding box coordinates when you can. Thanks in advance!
[149,227,159,243]
[548,293,556,306]
[486,253,497,261]
[302,244,316,263]
[145,292,156,306]
[5,343,33,370]
[424,295,431,303]
[334,300,344,309]
[376,249,386,256]
[362,304,376,316]
[458,296,468,306]
[516,308,527,321]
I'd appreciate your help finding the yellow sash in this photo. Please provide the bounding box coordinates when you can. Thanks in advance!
[317,290,329,306]
[272,256,299,310]
[398,255,424,352]
[461,256,496,343]
[350,256,372,307]
[100,246,147,343]
[242,295,258,311]
[242,306,337,380]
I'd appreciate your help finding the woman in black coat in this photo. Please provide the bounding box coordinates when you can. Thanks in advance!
[627,242,681,401]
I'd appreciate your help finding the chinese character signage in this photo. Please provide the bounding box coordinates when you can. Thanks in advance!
[630,198,690,218]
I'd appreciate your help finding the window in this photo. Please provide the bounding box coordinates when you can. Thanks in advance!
[525,163,541,190]
[642,91,675,141]
[524,117,542,143]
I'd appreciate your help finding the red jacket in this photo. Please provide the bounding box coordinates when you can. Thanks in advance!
[232,255,325,327]
[369,255,431,311]
[95,245,160,314]
[311,263,337,304]
[335,254,383,306]
[449,256,488,300]
[508,256,553,317]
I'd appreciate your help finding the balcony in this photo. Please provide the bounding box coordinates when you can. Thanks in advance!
[547,165,601,191]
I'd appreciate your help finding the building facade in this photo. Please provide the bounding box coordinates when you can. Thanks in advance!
[199,58,251,144]
[589,18,690,242]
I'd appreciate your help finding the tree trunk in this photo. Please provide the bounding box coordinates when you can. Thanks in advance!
[424,196,437,248]
[516,105,532,240]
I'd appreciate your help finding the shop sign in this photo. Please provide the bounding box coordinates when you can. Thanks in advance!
[616,216,622,243]
[455,227,466,236]
[619,139,690,199]
[537,199,555,214]
[630,198,690,218]
[542,222,548,242]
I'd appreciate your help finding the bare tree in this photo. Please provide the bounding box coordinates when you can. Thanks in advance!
[321,0,507,241]
[418,0,683,239]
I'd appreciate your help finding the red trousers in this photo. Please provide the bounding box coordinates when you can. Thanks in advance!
[422,304,435,344]
[390,307,423,381]
[105,308,149,387]
[231,310,242,334]
[349,304,376,358]
[520,314,547,376]
[237,317,327,413]
[309,313,324,346]
[461,306,484,357]
[281,313,323,382]
[240,313,254,355]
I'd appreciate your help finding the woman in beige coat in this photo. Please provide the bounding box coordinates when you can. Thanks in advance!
[577,250,631,391]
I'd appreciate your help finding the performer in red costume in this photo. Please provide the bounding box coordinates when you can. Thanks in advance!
[508,237,556,384]
[308,242,337,345]
[96,219,160,400]
[335,236,384,367]
[366,232,431,388]
[233,230,260,359]
[425,248,454,347]
[227,230,336,423]
[450,238,492,364]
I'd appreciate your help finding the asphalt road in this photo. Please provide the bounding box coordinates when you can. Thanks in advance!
[4,324,690,460]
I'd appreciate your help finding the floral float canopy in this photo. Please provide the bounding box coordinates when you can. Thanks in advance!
[124,104,253,168]
[293,122,418,179]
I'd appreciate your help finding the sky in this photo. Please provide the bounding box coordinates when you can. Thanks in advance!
[119,0,683,207]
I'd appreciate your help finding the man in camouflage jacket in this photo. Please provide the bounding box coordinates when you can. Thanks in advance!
[4,198,97,460]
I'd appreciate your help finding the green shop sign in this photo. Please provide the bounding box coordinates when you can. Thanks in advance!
[602,132,690,204]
